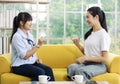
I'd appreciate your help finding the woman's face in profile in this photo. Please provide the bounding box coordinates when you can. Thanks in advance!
[86,11,96,27]
[24,20,32,30]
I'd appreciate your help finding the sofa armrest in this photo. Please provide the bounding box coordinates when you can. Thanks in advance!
[105,53,119,72]
[0,53,11,75]
[110,56,120,74]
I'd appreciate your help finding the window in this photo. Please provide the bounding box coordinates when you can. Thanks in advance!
[0,0,120,54]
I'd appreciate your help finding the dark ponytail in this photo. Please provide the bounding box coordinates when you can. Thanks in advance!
[10,16,19,43]
[101,10,108,32]
[84,6,108,40]
[10,12,32,43]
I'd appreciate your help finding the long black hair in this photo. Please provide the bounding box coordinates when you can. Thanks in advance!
[10,12,32,43]
[84,6,108,40]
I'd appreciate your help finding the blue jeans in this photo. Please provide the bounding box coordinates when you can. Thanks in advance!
[12,62,55,81]
[67,61,106,81]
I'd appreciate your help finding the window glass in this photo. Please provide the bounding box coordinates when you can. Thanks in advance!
[83,0,98,11]
[105,13,115,53]
[66,0,82,11]
[6,30,12,37]
[66,14,81,38]
[117,14,120,53]
[0,4,2,10]
[50,0,64,12]
[6,3,24,10]
[118,0,120,11]
[49,13,64,38]
[101,0,115,11]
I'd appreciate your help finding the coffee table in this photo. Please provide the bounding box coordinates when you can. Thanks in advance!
[19,81,109,84]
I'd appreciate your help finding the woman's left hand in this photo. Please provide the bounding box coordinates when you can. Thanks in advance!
[36,59,42,63]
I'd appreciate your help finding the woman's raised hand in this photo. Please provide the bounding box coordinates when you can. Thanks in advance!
[37,37,44,46]
[71,37,80,47]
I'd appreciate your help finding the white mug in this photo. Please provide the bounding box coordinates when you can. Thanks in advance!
[38,75,51,84]
[71,75,83,83]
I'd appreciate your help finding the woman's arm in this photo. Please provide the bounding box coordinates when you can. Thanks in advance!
[24,45,40,60]
[86,51,108,62]
[76,44,84,54]
[72,38,84,53]
[24,38,43,60]
[76,51,108,64]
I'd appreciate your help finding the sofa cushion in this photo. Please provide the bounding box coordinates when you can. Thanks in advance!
[105,53,119,72]
[36,45,83,68]
[110,56,120,74]
[1,69,68,84]
[1,73,31,84]
[0,55,11,74]
[53,68,69,81]
[91,73,120,84]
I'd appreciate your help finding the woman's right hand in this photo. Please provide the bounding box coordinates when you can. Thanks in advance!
[75,56,86,64]
[37,37,44,46]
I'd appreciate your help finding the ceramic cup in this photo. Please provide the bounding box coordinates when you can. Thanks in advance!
[71,75,83,83]
[38,75,51,84]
